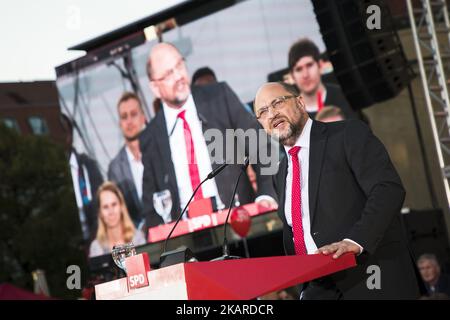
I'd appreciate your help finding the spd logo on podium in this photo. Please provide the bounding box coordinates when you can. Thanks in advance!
[125,253,151,290]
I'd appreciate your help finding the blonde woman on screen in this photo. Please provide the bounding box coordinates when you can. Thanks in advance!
[89,181,145,257]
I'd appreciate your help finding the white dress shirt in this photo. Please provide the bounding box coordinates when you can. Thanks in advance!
[125,146,144,201]
[284,118,363,254]
[163,95,224,211]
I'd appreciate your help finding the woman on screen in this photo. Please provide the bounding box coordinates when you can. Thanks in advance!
[89,181,145,257]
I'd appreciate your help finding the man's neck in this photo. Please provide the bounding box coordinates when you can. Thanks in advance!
[283,116,308,147]
[164,97,189,110]
[126,140,141,161]
[302,83,326,107]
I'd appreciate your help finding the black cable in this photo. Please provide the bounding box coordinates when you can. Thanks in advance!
[161,178,209,256]
[221,168,245,258]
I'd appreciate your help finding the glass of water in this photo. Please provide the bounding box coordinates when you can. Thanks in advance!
[111,242,136,273]
[153,190,173,223]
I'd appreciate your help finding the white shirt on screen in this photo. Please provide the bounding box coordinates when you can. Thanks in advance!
[163,95,224,213]
[125,146,144,201]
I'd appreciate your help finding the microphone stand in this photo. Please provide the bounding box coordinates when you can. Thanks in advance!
[160,163,229,260]
[212,158,249,261]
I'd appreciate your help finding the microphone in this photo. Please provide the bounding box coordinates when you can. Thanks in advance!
[159,161,229,266]
[207,162,228,179]
[212,157,250,261]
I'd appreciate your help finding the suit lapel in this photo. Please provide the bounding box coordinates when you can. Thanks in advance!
[277,151,288,225]
[119,147,141,207]
[119,147,134,188]
[192,87,209,131]
[308,120,328,225]
[153,110,180,216]
[192,87,220,172]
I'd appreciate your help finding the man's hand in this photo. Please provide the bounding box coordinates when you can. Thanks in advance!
[316,240,361,259]
[256,198,278,210]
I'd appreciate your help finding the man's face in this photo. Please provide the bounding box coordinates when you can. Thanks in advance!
[118,98,146,141]
[255,83,308,146]
[149,45,191,108]
[291,56,322,95]
[418,260,440,284]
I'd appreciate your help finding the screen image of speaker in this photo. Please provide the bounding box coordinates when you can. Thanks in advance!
[312,0,414,110]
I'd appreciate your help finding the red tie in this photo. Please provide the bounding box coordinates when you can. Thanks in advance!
[317,90,324,113]
[178,110,204,200]
[288,146,307,256]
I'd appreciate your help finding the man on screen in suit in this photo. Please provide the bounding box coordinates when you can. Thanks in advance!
[61,114,103,242]
[139,43,277,230]
[254,82,420,299]
[108,92,147,229]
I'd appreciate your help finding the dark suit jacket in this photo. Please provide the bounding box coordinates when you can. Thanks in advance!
[140,82,277,229]
[107,146,143,227]
[73,151,104,241]
[273,120,420,299]
[424,273,450,297]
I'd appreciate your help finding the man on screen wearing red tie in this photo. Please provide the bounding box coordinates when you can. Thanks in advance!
[254,82,420,299]
[140,43,277,230]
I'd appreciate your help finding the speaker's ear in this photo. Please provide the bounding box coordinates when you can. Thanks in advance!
[296,96,305,111]
[312,0,413,110]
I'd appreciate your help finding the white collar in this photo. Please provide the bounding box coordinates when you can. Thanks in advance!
[125,145,139,163]
[162,94,195,136]
[305,88,328,112]
[69,151,77,167]
[283,117,312,154]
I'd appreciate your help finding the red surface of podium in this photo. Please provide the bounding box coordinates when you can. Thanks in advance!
[95,253,356,300]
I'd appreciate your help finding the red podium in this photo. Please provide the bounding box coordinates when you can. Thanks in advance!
[95,253,356,300]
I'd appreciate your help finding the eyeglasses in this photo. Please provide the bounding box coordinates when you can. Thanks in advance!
[256,95,298,120]
[151,58,185,82]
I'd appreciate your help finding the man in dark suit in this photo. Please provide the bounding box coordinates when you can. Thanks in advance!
[108,92,147,229]
[140,43,277,230]
[254,82,420,299]
[71,151,103,240]
[288,38,357,120]
[61,114,103,242]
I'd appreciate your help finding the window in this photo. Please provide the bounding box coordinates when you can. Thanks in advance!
[2,117,21,133]
[28,116,49,135]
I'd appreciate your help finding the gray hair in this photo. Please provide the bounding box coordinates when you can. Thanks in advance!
[417,253,440,266]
